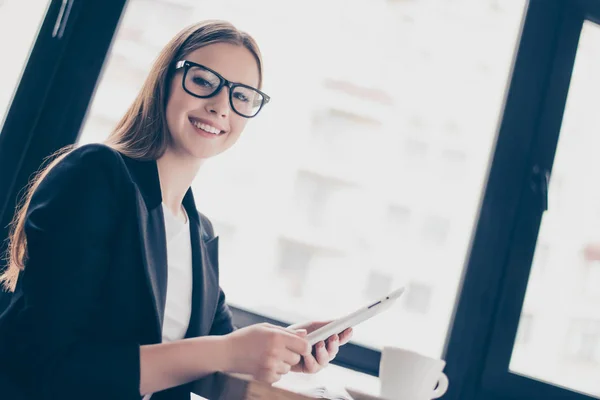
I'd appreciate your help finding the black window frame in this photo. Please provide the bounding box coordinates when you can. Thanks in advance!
[2,1,599,400]
[445,1,600,399]
[476,1,600,399]
[0,0,128,307]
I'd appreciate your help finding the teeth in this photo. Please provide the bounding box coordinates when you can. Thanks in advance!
[192,119,222,135]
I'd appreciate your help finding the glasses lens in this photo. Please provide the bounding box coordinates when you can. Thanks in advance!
[184,65,221,97]
[231,86,264,117]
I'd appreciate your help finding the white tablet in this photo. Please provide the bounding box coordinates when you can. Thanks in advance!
[303,287,405,346]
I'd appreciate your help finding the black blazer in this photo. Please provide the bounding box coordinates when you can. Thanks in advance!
[0,144,235,400]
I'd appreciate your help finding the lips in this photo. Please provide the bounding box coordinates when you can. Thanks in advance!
[189,117,226,136]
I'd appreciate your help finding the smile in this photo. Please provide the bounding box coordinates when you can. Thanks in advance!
[189,117,225,135]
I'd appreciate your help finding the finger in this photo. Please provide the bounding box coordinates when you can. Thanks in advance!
[272,324,307,336]
[256,369,282,384]
[284,333,312,356]
[276,361,292,375]
[282,348,302,367]
[288,321,331,332]
[272,325,310,342]
[287,322,307,330]
[291,358,305,373]
[326,335,340,360]
[267,325,311,354]
[339,328,353,345]
[315,341,330,366]
[294,329,308,337]
[302,352,320,373]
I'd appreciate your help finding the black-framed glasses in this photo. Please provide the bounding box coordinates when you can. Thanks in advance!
[174,60,270,118]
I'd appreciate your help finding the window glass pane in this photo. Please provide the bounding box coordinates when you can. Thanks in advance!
[78,0,526,358]
[510,21,600,398]
[0,0,49,130]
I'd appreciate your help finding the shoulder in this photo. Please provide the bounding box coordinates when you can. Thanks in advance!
[42,144,127,188]
[32,143,129,208]
[58,143,125,174]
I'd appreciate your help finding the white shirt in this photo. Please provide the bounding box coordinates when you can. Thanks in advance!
[143,205,193,400]
[161,203,193,343]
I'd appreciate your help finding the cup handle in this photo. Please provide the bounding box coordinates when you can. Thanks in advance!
[431,372,449,399]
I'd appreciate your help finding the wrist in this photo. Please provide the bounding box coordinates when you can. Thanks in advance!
[210,335,235,373]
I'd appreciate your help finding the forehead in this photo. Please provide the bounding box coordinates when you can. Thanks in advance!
[184,42,260,88]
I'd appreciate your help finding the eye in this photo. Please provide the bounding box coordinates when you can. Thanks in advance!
[233,91,250,103]
[192,76,214,88]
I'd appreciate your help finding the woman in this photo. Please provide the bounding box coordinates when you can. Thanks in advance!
[0,20,351,400]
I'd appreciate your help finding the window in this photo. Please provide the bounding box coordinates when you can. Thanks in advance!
[210,220,236,254]
[277,238,314,297]
[308,108,384,183]
[311,109,382,153]
[386,205,412,240]
[508,20,600,398]
[583,263,600,299]
[0,0,49,130]
[440,149,467,177]
[10,1,600,399]
[565,320,600,364]
[211,220,235,239]
[293,171,334,229]
[444,119,460,136]
[403,282,433,314]
[421,215,450,247]
[402,139,428,166]
[514,314,533,346]
[582,242,600,299]
[310,110,348,154]
[364,270,393,300]
[532,243,550,276]
[292,171,359,231]
[75,0,526,372]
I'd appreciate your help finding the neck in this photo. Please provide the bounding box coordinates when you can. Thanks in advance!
[156,147,204,212]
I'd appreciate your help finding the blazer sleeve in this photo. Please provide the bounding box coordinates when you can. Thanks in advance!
[199,213,236,336]
[209,288,236,335]
[5,145,141,399]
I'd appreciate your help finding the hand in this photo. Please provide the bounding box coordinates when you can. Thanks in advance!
[223,323,311,384]
[287,321,353,374]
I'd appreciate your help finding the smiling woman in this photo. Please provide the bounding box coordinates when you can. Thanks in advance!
[74,0,528,378]
[4,1,600,400]
[0,19,349,400]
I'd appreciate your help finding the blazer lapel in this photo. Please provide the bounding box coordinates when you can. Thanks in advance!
[121,155,219,341]
[134,193,168,341]
[183,191,219,338]
[122,156,168,342]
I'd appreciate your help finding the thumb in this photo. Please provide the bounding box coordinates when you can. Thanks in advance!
[294,329,308,337]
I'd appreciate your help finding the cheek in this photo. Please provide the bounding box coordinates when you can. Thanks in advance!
[165,101,177,132]
[165,95,184,133]
[229,116,249,138]
[166,94,194,133]
[165,80,181,130]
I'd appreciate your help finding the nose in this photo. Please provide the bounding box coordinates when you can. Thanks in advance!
[205,87,230,118]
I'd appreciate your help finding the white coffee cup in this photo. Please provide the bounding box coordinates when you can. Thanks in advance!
[379,347,449,400]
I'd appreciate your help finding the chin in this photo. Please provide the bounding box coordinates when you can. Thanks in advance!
[181,138,224,159]
[188,147,223,160]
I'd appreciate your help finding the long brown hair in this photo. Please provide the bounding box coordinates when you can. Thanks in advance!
[1,20,264,292]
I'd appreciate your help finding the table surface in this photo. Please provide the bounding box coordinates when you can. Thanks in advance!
[191,364,381,399]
